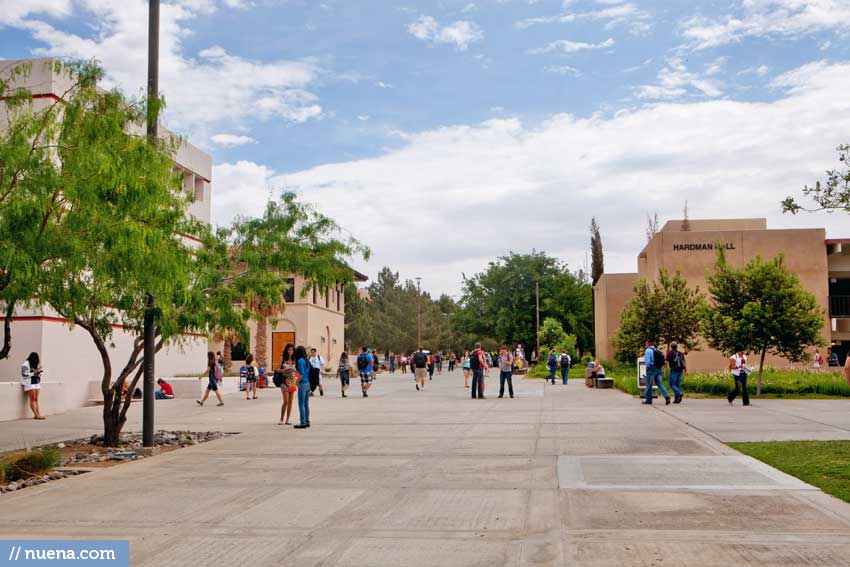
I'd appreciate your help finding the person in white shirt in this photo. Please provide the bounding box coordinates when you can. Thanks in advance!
[309,348,325,396]
[21,352,45,419]
[727,349,750,406]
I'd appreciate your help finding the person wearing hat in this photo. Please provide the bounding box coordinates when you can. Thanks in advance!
[665,342,687,404]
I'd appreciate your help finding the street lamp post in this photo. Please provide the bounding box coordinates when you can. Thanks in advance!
[535,281,540,363]
[416,277,422,347]
[142,0,160,449]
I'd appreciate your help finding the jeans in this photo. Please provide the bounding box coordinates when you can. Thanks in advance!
[728,372,750,405]
[471,369,484,398]
[297,380,311,425]
[560,367,569,384]
[499,370,514,397]
[548,366,556,384]
[644,367,669,403]
[154,391,172,400]
[308,368,321,392]
[668,369,683,397]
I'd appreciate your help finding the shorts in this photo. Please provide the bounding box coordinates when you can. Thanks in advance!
[414,367,428,382]
[360,372,373,386]
[23,383,40,392]
[246,376,256,382]
[288,385,297,393]
[207,378,218,391]
[340,370,350,387]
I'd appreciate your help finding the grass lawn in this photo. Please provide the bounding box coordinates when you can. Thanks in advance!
[730,441,850,504]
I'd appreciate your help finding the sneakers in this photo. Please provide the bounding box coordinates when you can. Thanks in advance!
[642,401,652,405]
[362,391,368,397]
[665,397,671,405]
[673,394,682,404]
[217,402,224,407]
[294,424,309,429]
[342,391,347,398]
[416,384,419,391]
[196,400,203,406]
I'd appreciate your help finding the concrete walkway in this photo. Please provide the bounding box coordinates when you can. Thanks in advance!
[2,371,850,566]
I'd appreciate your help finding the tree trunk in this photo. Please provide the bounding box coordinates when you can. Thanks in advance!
[256,317,268,368]
[0,301,14,360]
[756,346,767,397]
[223,335,233,371]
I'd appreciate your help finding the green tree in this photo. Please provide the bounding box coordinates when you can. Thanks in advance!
[704,251,825,395]
[783,144,850,214]
[590,218,604,285]
[613,270,706,364]
[538,317,577,359]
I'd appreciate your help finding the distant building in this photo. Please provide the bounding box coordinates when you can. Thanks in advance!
[594,218,850,370]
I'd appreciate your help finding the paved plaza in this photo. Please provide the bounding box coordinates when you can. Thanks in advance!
[2,371,850,566]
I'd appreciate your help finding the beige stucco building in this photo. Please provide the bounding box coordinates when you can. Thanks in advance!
[0,58,362,420]
[594,218,849,371]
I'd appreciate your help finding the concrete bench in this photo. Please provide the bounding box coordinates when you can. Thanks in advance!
[87,377,239,404]
[596,378,614,389]
[0,381,66,422]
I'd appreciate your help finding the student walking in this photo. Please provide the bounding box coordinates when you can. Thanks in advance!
[277,343,296,425]
[427,353,435,381]
[389,351,396,373]
[197,351,224,407]
[401,355,408,374]
[356,347,373,397]
[436,352,443,374]
[547,349,558,384]
[413,348,428,391]
[559,351,571,385]
[308,348,325,396]
[338,352,351,398]
[244,353,259,400]
[727,349,750,406]
[666,342,687,404]
[470,343,487,399]
[21,352,45,419]
[498,345,515,398]
[294,346,312,428]
[642,340,670,405]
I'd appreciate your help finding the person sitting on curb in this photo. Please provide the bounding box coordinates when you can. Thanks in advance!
[155,378,174,399]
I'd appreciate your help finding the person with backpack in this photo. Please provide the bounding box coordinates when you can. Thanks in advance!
[469,343,487,399]
[666,342,687,404]
[338,352,351,398]
[413,348,428,391]
[559,351,571,385]
[356,346,373,397]
[642,340,670,405]
[427,352,435,381]
[197,351,224,407]
[498,345,515,398]
[727,348,750,406]
[547,349,558,384]
[294,345,312,428]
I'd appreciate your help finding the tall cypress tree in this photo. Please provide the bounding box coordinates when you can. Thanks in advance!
[590,218,604,286]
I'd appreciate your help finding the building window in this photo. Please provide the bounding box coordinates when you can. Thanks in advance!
[284,278,295,303]
[337,286,341,311]
[194,177,205,202]
[325,287,329,308]
[313,284,317,304]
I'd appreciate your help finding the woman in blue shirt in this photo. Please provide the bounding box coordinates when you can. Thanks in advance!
[294,346,312,429]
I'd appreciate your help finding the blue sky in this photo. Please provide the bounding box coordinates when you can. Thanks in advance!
[2,0,850,294]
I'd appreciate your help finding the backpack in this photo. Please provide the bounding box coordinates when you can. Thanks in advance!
[670,350,684,371]
[651,347,665,369]
[548,353,557,367]
[357,353,369,371]
[414,351,427,368]
[469,350,481,371]
[560,355,571,368]
[214,363,224,382]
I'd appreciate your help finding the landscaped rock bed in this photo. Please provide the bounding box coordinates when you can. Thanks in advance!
[2,430,230,495]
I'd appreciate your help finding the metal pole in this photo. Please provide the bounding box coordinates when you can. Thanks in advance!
[416,277,422,347]
[535,281,540,363]
[143,0,159,449]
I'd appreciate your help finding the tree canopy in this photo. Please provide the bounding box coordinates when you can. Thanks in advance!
[783,144,850,214]
[703,250,825,395]
[613,269,706,363]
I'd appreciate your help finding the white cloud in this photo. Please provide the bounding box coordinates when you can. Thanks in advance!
[408,15,484,51]
[633,57,724,100]
[546,65,582,76]
[516,1,652,35]
[8,0,323,142]
[357,115,370,121]
[682,0,850,49]
[461,3,478,13]
[211,133,255,147]
[528,37,615,54]
[377,81,394,89]
[0,0,72,25]
[211,60,850,295]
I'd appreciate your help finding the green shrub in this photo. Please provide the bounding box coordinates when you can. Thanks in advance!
[2,448,61,482]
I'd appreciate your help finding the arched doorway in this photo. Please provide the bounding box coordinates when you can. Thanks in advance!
[325,326,332,360]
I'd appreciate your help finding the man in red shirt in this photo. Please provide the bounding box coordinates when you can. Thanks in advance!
[156,378,174,399]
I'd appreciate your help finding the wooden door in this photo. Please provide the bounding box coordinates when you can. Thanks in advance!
[272,332,296,368]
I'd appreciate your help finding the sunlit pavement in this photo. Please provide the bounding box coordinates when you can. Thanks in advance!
[2,370,850,566]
